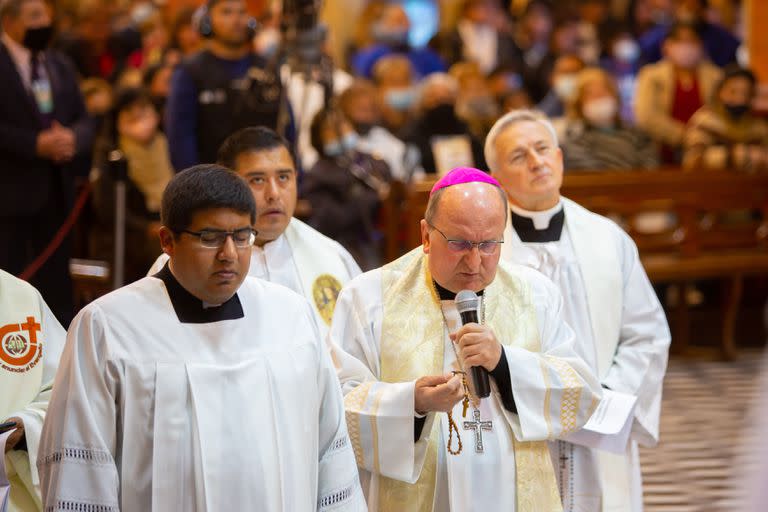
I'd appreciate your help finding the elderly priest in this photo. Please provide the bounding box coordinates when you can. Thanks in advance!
[330,167,601,511]
[37,165,365,512]
[487,110,671,512]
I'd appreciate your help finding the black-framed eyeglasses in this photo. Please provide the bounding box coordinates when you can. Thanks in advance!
[427,223,503,255]
[180,228,257,249]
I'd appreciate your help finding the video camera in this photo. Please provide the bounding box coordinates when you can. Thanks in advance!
[280,0,331,83]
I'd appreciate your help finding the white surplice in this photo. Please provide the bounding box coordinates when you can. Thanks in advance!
[0,270,66,512]
[502,198,671,512]
[149,218,362,332]
[36,273,365,512]
[330,258,602,511]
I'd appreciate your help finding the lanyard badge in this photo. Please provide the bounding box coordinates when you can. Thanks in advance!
[31,78,53,114]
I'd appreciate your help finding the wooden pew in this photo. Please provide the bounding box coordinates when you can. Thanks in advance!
[388,169,768,358]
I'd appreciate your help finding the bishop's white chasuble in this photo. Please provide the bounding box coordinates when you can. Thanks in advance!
[330,249,602,511]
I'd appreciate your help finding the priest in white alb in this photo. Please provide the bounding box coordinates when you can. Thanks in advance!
[1,270,66,512]
[486,110,671,512]
[149,126,361,330]
[38,165,365,511]
[330,167,602,511]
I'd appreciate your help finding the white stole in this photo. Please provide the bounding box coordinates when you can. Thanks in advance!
[284,219,352,327]
[562,198,630,512]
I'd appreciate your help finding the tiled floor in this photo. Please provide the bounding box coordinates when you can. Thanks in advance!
[640,352,764,511]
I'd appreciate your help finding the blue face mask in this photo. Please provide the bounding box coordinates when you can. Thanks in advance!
[324,133,358,157]
[373,25,410,47]
[385,88,416,112]
[323,141,343,157]
[342,132,358,151]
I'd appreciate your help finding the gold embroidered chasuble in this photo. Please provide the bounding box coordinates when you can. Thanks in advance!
[344,249,588,511]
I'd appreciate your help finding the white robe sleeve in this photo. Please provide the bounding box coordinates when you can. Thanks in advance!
[4,291,66,498]
[601,232,671,447]
[36,305,120,512]
[313,305,367,511]
[502,273,603,442]
[329,280,436,485]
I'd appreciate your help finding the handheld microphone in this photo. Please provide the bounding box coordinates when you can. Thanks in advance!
[455,290,491,399]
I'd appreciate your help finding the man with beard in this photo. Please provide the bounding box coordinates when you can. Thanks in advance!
[165,0,284,170]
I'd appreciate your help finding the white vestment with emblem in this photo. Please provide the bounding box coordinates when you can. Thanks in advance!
[329,249,601,512]
[149,218,361,331]
[37,275,365,512]
[501,198,671,512]
[0,269,66,512]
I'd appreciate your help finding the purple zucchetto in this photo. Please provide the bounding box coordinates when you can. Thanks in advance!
[429,167,501,197]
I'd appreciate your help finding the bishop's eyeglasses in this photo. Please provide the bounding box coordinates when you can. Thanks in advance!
[427,223,503,255]
[181,227,258,249]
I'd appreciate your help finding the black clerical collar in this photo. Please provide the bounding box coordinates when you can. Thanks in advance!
[154,262,244,324]
[510,204,565,243]
[433,281,484,301]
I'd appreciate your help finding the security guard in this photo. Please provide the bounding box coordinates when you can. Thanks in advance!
[165,0,284,169]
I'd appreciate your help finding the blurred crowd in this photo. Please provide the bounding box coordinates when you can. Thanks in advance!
[1,0,765,324]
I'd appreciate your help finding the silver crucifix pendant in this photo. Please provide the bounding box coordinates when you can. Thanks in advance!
[463,408,493,453]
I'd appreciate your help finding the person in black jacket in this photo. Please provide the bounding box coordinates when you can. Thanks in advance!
[165,0,284,170]
[0,0,94,324]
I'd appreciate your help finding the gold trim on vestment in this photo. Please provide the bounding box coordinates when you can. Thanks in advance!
[545,355,583,436]
[540,358,554,439]
[345,381,373,468]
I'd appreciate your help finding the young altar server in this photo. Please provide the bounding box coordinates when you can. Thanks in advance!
[38,165,365,511]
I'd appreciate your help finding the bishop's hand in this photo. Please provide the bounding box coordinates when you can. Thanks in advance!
[450,324,503,372]
[414,374,464,414]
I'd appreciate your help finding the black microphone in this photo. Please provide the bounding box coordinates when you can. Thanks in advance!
[455,290,491,399]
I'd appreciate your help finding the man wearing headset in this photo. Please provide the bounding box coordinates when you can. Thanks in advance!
[166,0,286,170]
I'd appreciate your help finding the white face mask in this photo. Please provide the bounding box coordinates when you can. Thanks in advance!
[582,96,618,127]
[613,39,640,63]
[737,44,749,67]
[553,74,578,101]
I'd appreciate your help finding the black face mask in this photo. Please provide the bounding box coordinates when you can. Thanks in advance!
[352,121,375,136]
[422,103,464,133]
[22,25,54,53]
[724,103,750,120]
[151,95,167,114]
